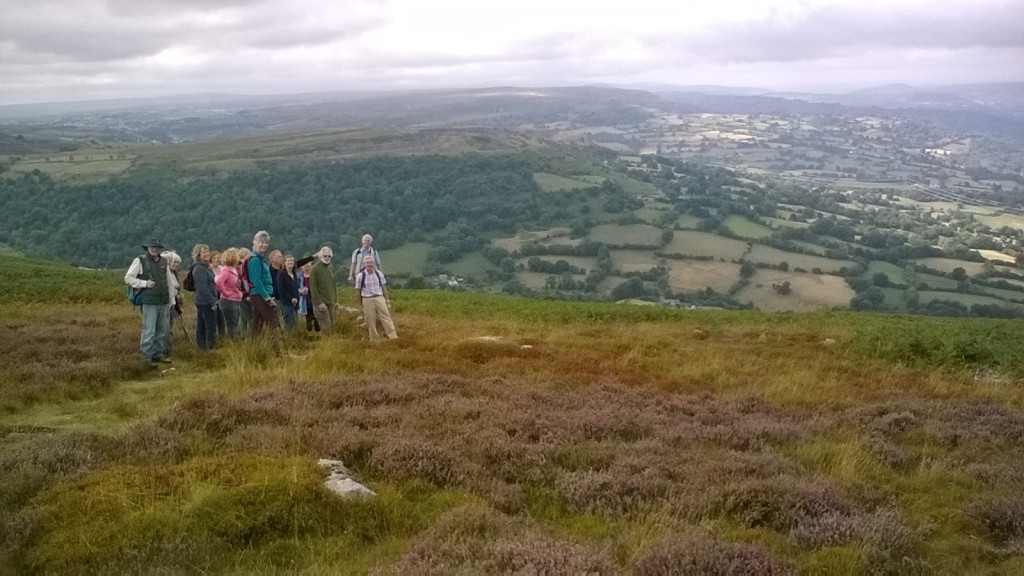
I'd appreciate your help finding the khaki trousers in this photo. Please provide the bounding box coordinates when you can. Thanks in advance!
[314,304,335,335]
[361,296,397,339]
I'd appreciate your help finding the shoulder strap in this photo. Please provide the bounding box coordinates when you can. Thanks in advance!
[138,255,154,280]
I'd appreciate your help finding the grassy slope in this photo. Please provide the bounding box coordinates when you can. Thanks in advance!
[2,253,1024,574]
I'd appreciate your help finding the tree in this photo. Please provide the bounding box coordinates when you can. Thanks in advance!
[611,277,646,300]
[739,261,756,279]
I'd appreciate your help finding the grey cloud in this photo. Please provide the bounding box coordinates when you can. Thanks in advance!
[0,0,385,63]
[680,1,1024,64]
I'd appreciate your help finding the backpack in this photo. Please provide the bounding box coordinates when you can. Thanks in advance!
[126,255,151,306]
[126,284,145,306]
[355,246,377,270]
[183,265,196,292]
[237,256,254,298]
[357,270,384,291]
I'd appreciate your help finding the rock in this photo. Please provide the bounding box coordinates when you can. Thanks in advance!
[520,344,533,350]
[822,338,837,347]
[471,336,503,342]
[324,476,377,499]
[692,329,707,339]
[318,459,376,499]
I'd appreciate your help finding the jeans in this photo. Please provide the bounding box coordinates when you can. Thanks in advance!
[281,302,298,331]
[219,299,241,339]
[196,304,218,350]
[140,304,170,360]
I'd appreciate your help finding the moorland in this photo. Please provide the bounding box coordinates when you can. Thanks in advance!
[2,252,1024,573]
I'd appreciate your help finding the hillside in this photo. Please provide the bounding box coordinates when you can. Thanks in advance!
[2,253,1023,573]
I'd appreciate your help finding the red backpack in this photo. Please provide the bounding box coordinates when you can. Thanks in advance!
[237,256,254,298]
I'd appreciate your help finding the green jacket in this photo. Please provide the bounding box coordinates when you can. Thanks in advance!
[309,260,336,306]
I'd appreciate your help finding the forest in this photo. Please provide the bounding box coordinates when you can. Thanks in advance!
[0,154,633,269]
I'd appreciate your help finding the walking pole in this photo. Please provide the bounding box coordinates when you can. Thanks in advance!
[174,307,197,350]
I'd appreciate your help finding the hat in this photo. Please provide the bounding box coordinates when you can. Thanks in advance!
[142,238,164,250]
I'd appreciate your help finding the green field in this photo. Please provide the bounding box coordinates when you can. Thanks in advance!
[914,272,961,291]
[518,255,596,273]
[382,242,432,277]
[977,285,1024,303]
[442,251,498,280]
[588,224,664,246]
[747,245,853,273]
[609,249,662,273]
[865,261,908,285]
[674,214,703,229]
[917,291,1021,309]
[912,258,988,277]
[492,227,576,253]
[663,231,749,261]
[878,287,908,310]
[721,215,773,239]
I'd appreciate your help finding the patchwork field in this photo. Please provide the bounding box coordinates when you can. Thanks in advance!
[722,215,773,239]
[518,255,597,273]
[588,224,664,246]
[738,270,856,312]
[747,245,854,273]
[492,227,575,252]
[609,249,662,273]
[865,261,908,284]
[917,291,1022,309]
[666,260,741,293]
[663,231,749,261]
[911,258,988,277]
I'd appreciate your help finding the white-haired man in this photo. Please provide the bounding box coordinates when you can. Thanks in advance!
[310,246,338,334]
[354,255,397,340]
[348,233,382,283]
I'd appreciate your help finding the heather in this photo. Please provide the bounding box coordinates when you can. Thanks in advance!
[2,255,1024,573]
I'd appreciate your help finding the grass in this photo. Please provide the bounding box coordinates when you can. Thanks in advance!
[663,231,749,261]
[3,253,1024,573]
[747,245,854,273]
[381,242,431,277]
[588,224,664,246]
[722,215,773,240]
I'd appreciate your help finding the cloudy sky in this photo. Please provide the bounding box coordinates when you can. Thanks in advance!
[2,0,1022,105]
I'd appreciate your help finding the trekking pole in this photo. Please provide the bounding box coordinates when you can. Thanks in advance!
[174,307,197,350]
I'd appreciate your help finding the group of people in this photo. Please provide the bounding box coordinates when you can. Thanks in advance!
[125,231,398,364]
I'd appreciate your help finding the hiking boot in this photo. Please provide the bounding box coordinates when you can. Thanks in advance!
[155,356,172,364]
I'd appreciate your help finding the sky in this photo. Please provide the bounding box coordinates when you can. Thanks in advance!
[1,0,1022,105]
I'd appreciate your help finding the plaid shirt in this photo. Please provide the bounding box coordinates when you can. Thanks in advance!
[356,270,386,298]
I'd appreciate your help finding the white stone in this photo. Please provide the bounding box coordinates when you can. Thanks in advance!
[318,459,376,499]
[324,476,377,499]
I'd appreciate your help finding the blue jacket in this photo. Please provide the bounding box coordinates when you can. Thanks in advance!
[190,261,219,306]
[247,252,274,299]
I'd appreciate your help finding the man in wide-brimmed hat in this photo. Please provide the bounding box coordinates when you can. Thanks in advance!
[125,238,178,364]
